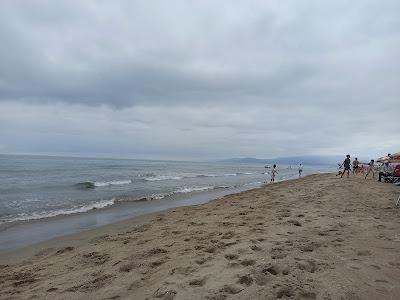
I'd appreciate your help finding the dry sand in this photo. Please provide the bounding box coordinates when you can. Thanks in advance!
[1,174,400,300]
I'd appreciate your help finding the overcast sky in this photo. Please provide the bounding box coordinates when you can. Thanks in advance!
[0,1,399,160]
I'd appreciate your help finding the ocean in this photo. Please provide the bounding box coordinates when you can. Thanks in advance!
[0,154,332,249]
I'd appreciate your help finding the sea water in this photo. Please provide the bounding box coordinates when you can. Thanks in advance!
[0,154,331,249]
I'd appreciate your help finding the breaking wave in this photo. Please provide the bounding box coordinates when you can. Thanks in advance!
[0,199,115,224]
[75,171,255,189]
[144,175,183,181]
[75,180,132,189]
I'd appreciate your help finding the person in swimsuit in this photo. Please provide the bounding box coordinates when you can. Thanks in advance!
[340,154,352,178]
[365,159,375,179]
[298,163,303,177]
[352,157,359,174]
[271,164,278,183]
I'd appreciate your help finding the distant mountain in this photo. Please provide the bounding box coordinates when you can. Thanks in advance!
[218,155,343,166]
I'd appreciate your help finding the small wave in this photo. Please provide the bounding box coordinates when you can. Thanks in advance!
[144,175,183,181]
[243,181,263,186]
[215,185,232,189]
[175,186,215,193]
[0,199,115,224]
[94,180,132,187]
[195,174,218,178]
[75,180,132,189]
[193,172,252,178]
[75,181,95,189]
[115,184,234,203]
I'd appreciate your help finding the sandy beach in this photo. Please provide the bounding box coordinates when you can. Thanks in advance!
[1,173,399,300]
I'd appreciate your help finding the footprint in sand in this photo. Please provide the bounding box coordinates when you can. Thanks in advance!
[9,271,38,287]
[220,231,235,239]
[149,257,169,268]
[356,250,372,256]
[143,248,168,257]
[55,246,75,255]
[297,259,318,273]
[250,244,263,251]
[251,262,281,286]
[66,274,114,292]
[188,277,207,287]
[221,284,243,295]
[170,265,198,276]
[288,219,302,226]
[128,278,145,290]
[276,285,295,298]
[152,286,177,299]
[240,259,256,266]
[237,274,253,286]
[388,261,400,268]
[82,251,110,265]
[195,256,213,265]
[299,242,320,253]
[119,262,139,273]
[34,247,54,258]
[224,253,239,260]
[270,246,287,259]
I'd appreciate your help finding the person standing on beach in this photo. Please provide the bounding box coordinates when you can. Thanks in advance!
[365,159,375,179]
[298,164,303,177]
[271,164,278,182]
[378,161,393,182]
[352,157,359,174]
[340,155,352,178]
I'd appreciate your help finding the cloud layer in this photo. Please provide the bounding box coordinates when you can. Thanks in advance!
[0,1,399,159]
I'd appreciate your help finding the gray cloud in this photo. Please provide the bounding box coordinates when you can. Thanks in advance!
[0,1,399,159]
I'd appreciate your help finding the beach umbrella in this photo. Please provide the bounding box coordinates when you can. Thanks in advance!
[377,156,390,163]
[390,152,400,160]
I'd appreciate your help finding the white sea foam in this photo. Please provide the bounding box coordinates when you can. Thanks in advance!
[175,186,215,193]
[1,199,115,223]
[94,180,132,187]
[144,175,183,181]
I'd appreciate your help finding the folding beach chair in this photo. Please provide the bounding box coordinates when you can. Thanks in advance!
[393,180,400,207]
[396,181,400,207]
[384,165,400,184]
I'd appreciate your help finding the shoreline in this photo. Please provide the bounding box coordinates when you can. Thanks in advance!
[1,173,399,299]
[0,184,260,252]
[0,174,312,259]
[0,173,319,252]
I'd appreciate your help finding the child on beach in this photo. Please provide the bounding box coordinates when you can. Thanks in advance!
[271,164,278,182]
[352,157,359,174]
[336,163,343,176]
[365,159,375,179]
[340,154,352,178]
[298,164,303,177]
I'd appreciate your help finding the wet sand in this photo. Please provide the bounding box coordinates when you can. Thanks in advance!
[1,174,400,299]
[0,185,257,251]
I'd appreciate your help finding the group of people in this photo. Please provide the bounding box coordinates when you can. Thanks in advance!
[267,163,303,183]
[337,155,375,179]
[338,154,397,182]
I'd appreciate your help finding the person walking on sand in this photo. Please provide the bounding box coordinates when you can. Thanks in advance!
[271,164,278,183]
[352,157,359,174]
[365,159,375,179]
[298,163,303,177]
[340,154,352,178]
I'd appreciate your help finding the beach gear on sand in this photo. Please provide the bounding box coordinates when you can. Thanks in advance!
[395,182,400,207]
